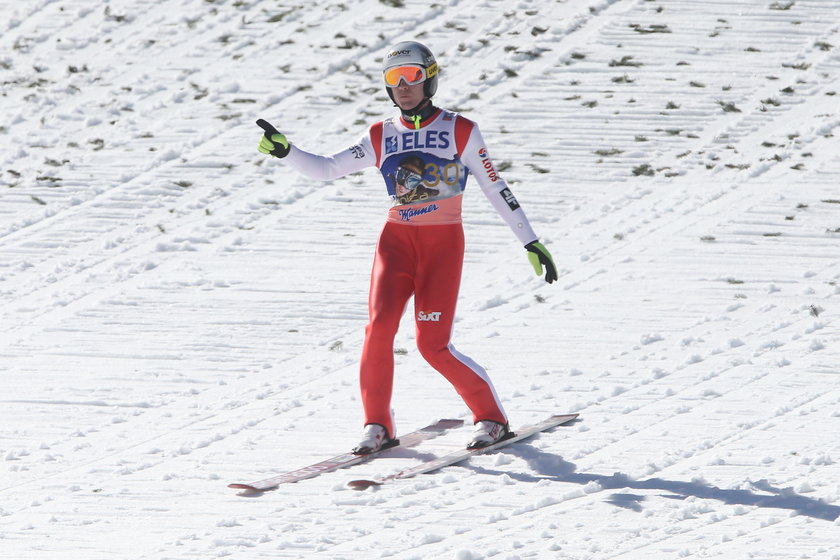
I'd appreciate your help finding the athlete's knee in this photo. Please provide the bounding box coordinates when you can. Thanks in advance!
[365,311,401,339]
[418,346,445,367]
[416,336,450,369]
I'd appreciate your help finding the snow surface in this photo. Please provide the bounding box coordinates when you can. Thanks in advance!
[2,0,839,558]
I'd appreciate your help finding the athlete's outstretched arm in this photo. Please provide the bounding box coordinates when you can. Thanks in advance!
[257,119,376,181]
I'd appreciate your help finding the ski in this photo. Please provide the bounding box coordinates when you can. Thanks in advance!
[228,418,463,492]
[347,413,578,490]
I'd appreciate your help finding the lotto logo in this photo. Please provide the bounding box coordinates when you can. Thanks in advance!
[417,311,442,322]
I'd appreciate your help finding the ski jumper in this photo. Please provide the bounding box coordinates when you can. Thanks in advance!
[283,108,538,438]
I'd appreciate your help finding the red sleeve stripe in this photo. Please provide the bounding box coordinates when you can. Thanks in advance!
[370,121,384,168]
[454,115,474,159]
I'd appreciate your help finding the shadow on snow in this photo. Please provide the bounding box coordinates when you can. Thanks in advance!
[473,445,840,522]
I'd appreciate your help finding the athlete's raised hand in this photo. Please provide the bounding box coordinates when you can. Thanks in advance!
[525,241,558,284]
[257,119,290,158]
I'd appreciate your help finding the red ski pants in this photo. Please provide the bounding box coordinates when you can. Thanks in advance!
[359,221,507,437]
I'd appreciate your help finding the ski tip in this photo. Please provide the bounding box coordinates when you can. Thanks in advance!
[549,413,580,424]
[346,479,381,491]
[228,483,266,494]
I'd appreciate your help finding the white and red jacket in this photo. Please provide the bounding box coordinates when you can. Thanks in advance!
[284,108,538,245]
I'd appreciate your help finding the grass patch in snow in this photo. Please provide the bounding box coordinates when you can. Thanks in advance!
[526,163,550,174]
[594,148,623,157]
[629,23,671,34]
[782,61,810,70]
[609,56,643,67]
[633,164,655,176]
[717,100,741,113]
[769,1,795,10]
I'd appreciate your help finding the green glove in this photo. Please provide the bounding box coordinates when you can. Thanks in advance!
[256,118,290,158]
[525,241,558,284]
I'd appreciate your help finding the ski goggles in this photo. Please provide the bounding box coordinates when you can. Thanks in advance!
[383,63,438,88]
[396,166,424,189]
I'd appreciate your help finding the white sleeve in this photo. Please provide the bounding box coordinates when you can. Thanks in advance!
[460,124,539,245]
[283,133,375,181]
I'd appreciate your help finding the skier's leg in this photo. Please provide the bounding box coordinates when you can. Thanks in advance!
[359,222,415,437]
[413,224,507,426]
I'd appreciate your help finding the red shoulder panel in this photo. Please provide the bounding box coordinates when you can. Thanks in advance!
[454,115,475,158]
[370,121,384,168]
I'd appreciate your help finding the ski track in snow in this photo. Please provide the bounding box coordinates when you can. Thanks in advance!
[1,0,839,558]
